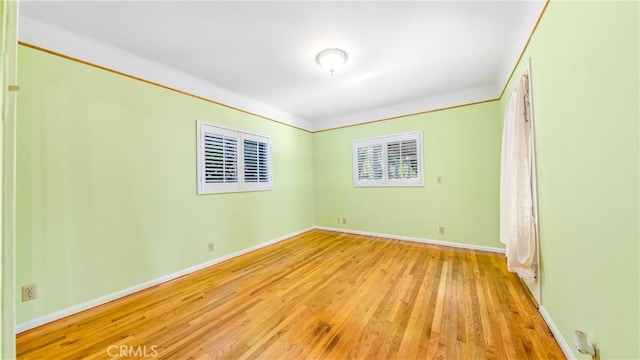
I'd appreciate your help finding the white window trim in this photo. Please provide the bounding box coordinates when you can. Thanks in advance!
[353,131,424,187]
[197,120,273,194]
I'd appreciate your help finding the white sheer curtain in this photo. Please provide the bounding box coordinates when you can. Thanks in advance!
[500,74,537,281]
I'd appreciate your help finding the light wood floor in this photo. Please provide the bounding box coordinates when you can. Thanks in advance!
[17,230,565,359]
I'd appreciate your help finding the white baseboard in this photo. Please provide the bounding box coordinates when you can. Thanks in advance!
[314,226,505,254]
[539,305,575,359]
[15,226,314,334]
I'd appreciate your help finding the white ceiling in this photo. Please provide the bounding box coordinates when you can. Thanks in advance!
[19,1,545,131]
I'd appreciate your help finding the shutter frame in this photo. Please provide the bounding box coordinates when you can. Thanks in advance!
[242,132,273,191]
[353,131,423,187]
[197,120,273,194]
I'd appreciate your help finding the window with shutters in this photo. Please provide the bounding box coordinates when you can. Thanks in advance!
[353,131,423,187]
[197,121,272,194]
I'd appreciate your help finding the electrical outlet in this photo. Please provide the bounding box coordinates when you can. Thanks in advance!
[22,284,38,302]
[342,218,347,224]
[208,242,215,252]
[336,217,341,224]
[438,226,445,235]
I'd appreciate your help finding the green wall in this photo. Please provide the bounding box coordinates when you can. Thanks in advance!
[1,0,18,357]
[313,102,501,248]
[16,46,316,323]
[1,1,5,356]
[500,1,639,358]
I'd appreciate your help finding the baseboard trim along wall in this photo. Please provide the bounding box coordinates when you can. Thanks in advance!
[539,305,576,360]
[15,226,315,334]
[315,226,506,254]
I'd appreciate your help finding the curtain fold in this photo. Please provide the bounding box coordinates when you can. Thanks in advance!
[500,75,537,281]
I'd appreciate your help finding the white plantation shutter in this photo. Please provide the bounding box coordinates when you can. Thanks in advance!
[243,134,272,190]
[354,140,384,186]
[244,139,259,182]
[386,135,419,185]
[258,142,270,183]
[353,131,423,187]
[198,121,272,194]
[204,133,237,184]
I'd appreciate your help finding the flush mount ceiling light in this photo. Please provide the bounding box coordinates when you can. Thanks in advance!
[316,48,348,75]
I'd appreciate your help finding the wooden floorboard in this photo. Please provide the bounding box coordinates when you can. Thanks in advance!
[17,230,565,359]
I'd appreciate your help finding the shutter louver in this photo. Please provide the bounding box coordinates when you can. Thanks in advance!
[204,133,237,184]
[357,144,383,181]
[387,139,418,180]
[244,139,270,184]
[258,142,269,182]
[244,139,258,183]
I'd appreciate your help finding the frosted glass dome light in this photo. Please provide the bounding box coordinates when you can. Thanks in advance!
[316,48,348,75]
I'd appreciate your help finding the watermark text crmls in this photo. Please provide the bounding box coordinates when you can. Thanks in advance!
[107,345,159,358]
